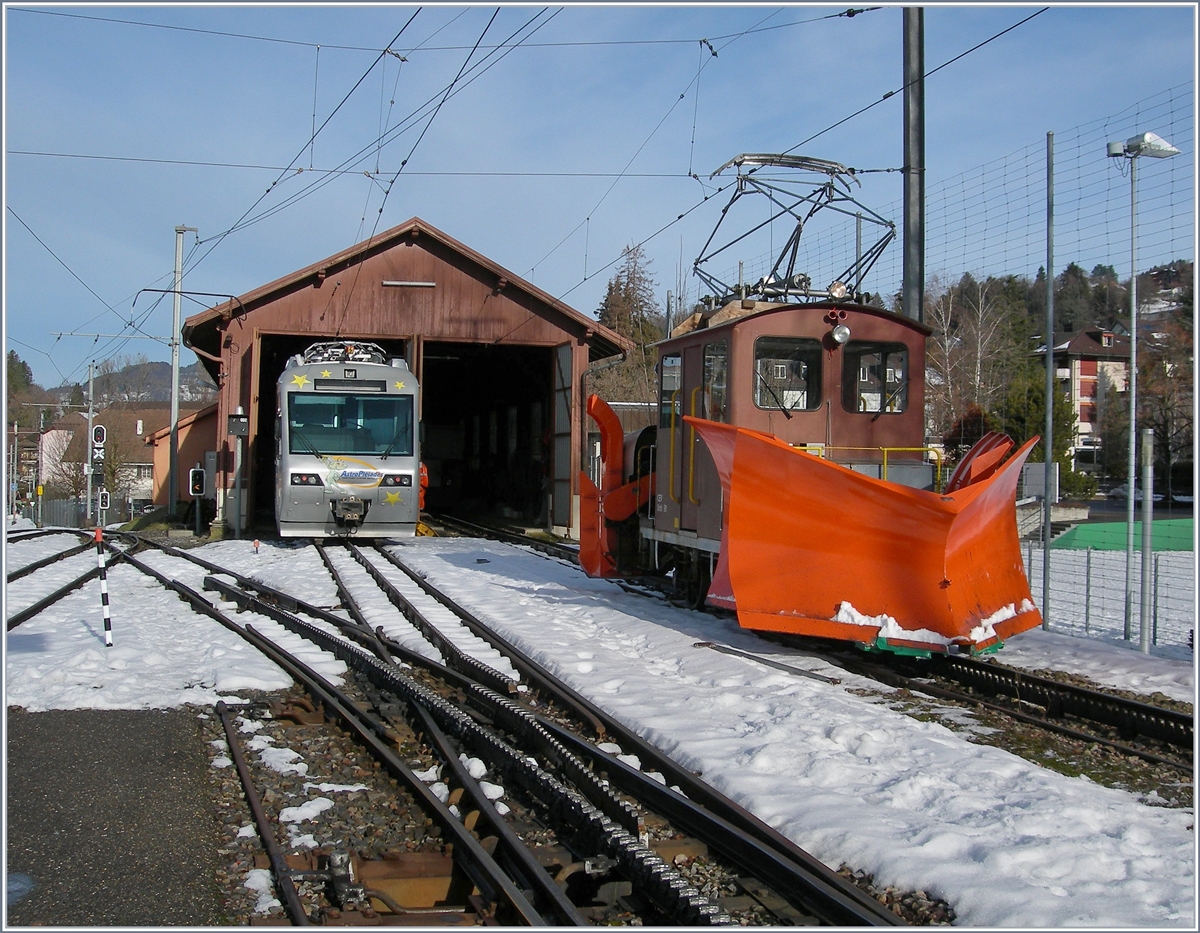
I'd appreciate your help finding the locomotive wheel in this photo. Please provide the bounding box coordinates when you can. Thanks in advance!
[680,560,711,611]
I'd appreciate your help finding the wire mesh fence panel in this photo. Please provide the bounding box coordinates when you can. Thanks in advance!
[1024,546,1195,651]
[857,83,1193,301]
[40,498,85,528]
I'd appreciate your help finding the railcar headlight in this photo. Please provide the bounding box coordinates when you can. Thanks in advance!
[291,473,324,486]
[381,474,413,487]
[831,323,852,344]
[828,280,849,300]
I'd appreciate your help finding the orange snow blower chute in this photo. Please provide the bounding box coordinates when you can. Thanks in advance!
[579,395,653,578]
[687,418,1042,654]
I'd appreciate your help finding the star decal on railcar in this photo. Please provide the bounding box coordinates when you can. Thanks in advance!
[291,373,311,388]
[384,490,402,505]
[320,369,332,378]
[394,380,406,390]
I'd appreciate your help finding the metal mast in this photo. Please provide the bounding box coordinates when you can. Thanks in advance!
[902,7,925,322]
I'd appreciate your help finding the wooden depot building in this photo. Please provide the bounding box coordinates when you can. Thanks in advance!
[182,217,632,537]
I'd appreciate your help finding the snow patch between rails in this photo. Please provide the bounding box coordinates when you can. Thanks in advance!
[279,798,335,823]
[245,868,281,913]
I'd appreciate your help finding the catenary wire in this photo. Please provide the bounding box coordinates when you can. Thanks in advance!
[525,6,785,278]
[12,6,881,54]
[183,10,422,274]
[198,8,559,248]
[334,7,508,335]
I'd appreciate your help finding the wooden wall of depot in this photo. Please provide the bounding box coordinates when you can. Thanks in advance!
[182,218,630,535]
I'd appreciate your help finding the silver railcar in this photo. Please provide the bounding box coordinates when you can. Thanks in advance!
[276,341,420,538]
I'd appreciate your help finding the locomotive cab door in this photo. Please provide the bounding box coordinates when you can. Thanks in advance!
[680,346,705,532]
[681,341,726,536]
[657,353,684,533]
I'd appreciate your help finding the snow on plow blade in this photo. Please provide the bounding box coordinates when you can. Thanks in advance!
[687,418,1043,655]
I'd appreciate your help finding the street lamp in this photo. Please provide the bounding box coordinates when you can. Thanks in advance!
[1106,131,1179,650]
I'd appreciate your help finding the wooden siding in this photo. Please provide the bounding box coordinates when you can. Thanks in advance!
[183,218,631,535]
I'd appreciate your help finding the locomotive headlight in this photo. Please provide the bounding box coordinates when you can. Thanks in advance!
[831,323,852,344]
[291,473,324,486]
[381,474,413,487]
[828,280,849,300]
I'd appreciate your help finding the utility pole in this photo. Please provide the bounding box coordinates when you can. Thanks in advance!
[86,361,95,526]
[169,225,198,519]
[1042,131,1055,628]
[902,7,925,323]
[7,423,15,518]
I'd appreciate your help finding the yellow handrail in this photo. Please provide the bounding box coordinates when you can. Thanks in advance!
[688,387,702,504]
[668,390,681,503]
[793,444,946,491]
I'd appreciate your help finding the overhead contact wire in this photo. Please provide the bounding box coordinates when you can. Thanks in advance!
[202,8,557,248]
[335,7,510,333]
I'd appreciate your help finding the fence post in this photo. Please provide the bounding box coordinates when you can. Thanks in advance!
[1084,546,1092,635]
[1152,552,1160,646]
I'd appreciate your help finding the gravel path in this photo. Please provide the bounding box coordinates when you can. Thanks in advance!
[5,707,226,926]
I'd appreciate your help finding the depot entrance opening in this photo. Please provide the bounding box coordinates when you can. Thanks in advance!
[419,342,553,524]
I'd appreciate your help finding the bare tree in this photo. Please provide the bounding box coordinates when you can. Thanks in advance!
[923,272,1031,443]
[41,430,88,500]
[923,273,963,439]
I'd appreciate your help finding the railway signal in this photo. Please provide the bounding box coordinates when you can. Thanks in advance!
[92,424,106,447]
[189,468,206,497]
[98,490,111,511]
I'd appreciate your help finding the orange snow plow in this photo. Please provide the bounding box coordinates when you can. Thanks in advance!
[687,418,1042,655]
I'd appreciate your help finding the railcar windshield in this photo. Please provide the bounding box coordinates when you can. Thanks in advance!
[287,392,414,457]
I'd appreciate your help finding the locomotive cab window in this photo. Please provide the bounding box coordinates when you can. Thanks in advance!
[753,337,821,412]
[288,392,414,456]
[842,342,908,414]
[703,341,728,422]
[659,354,682,428]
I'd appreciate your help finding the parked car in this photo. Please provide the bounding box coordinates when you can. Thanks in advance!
[1105,485,1164,502]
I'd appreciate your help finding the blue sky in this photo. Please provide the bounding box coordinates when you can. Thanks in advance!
[4,3,1195,388]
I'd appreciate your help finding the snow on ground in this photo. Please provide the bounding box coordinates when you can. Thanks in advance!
[4,538,347,711]
[390,537,1195,929]
[997,628,1194,703]
[4,534,1196,926]
[5,531,87,575]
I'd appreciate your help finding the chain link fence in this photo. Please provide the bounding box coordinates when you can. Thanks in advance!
[1024,545,1195,652]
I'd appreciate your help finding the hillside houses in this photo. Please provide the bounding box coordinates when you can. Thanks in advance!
[39,403,207,511]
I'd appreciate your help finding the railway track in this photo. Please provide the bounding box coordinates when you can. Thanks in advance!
[195,537,909,924]
[9,527,1189,921]
[8,532,910,925]
[427,514,579,565]
[430,517,1193,779]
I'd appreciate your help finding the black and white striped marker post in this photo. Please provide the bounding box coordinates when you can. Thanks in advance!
[95,527,112,647]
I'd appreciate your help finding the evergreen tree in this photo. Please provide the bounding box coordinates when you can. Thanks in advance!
[591,245,663,407]
[1054,262,1092,332]
[942,405,997,462]
[6,350,41,432]
[994,366,1076,465]
[7,350,33,398]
